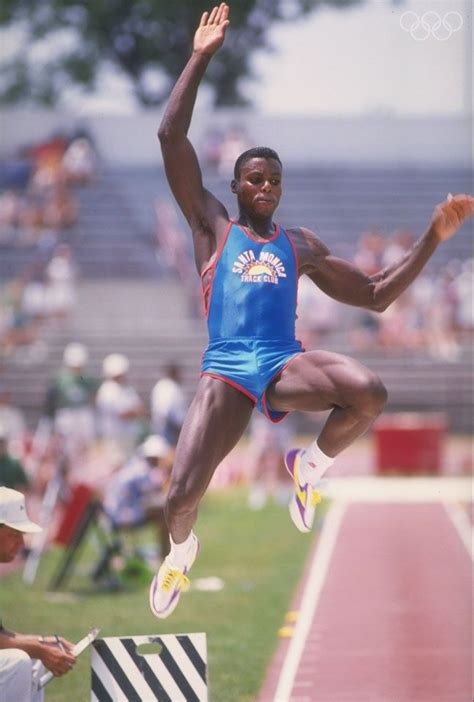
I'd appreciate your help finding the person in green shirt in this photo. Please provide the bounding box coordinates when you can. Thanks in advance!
[0,429,28,490]
[43,342,98,460]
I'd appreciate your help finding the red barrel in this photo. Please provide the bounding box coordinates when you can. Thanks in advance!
[374,413,447,475]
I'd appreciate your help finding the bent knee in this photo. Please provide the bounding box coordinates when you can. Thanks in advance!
[356,372,387,415]
[3,648,33,683]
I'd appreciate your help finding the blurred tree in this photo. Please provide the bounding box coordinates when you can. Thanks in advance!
[0,0,363,108]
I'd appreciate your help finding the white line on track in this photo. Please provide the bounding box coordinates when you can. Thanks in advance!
[325,476,471,503]
[443,502,473,560]
[272,502,347,702]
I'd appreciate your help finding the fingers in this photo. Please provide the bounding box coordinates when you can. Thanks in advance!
[216,3,229,24]
[208,5,219,24]
[445,193,474,206]
[443,193,474,221]
[205,3,229,26]
[61,638,76,652]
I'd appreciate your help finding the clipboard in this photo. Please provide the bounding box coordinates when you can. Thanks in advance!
[38,627,100,689]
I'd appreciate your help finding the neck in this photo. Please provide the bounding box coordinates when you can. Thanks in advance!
[237,213,275,238]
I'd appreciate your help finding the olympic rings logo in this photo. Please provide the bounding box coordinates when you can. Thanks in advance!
[400,11,463,41]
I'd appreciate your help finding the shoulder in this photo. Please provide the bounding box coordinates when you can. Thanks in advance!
[285,226,330,271]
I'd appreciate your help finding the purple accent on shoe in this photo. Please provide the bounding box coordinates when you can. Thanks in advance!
[285,448,301,479]
[295,490,310,528]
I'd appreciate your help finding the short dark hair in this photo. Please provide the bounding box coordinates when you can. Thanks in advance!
[233,147,282,179]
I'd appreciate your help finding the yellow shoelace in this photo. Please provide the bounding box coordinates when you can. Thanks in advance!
[160,567,191,593]
[311,490,323,507]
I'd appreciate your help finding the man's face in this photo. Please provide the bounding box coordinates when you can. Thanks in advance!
[0,524,24,562]
[232,158,282,219]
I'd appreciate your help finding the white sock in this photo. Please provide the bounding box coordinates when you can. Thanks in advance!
[300,440,334,485]
[169,531,196,566]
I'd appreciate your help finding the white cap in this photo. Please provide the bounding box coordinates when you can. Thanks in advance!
[63,342,89,368]
[141,435,169,459]
[0,487,42,533]
[102,353,130,378]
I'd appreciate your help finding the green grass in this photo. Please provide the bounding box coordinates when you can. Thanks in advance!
[2,488,325,701]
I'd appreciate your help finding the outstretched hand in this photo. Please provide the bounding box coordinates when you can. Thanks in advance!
[431,193,474,242]
[194,3,230,56]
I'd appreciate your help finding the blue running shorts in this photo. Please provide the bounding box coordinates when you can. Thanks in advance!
[201,337,303,422]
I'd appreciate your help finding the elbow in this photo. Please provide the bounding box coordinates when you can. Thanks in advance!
[368,282,390,313]
[157,126,170,143]
[369,295,391,313]
[157,120,176,144]
[371,300,389,313]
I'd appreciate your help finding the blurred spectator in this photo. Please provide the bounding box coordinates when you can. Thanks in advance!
[151,364,187,447]
[424,266,460,361]
[44,343,98,461]
[102,435,171,561]
[247,413,293,510]
[381,229,414,268]
[218,125,252,176]
[296,275,340,349]
[0,386,26,447]
[0,280,39,358]
[377,291,424,351]
[21,265,50,322]
[0,428,29,490]
[62,136,98,186]
[0,190,22,244]
[0,131,87,252]
[44,244,78,320]
[42,180,78,231]
[201,127,224,170]
[153,200,200,317]
[453,258,474,336]
[96,354,146,459]
[353,230,385,275]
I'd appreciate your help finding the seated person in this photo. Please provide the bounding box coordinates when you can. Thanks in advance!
[102,435,171,561]
[0,487,76,701]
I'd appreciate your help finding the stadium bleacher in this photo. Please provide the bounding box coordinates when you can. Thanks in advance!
[0,165,472,431]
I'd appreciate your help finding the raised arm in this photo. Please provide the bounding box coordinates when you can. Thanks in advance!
[158,4,230,246]
[298,193,474,312]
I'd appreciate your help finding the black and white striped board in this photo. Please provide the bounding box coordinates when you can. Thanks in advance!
[90,633,208,701]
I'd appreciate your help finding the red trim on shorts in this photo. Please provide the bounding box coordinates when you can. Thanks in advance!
[261,351,304,423]
[201,371,257,405]
[236,221,280,243]
[200,220,233,318]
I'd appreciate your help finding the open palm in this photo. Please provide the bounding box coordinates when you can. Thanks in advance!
[431,194,474,242]
[194,3,230,56]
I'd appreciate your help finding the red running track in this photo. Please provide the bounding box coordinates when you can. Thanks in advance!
[260,503,471,702]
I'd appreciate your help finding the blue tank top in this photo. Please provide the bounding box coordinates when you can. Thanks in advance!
[202,221,298,341]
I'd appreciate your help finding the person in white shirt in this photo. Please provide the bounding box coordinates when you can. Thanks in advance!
[0,488,76,701]
[96,354,145,460]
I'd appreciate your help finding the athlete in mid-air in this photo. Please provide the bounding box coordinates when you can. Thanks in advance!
[149,3,474,619]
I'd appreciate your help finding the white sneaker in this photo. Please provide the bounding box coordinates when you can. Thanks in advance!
[149,535,200,619]
[285,449,323,533]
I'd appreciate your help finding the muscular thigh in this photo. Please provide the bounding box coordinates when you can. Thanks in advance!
[267,349,379,413]
[171,375,254,492]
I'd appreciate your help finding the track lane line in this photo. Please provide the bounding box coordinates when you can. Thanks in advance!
[272,502,347,702]
[443,502,473,560]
